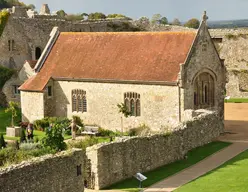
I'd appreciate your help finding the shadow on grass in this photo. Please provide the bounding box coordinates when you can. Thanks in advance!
[105,141,231,191]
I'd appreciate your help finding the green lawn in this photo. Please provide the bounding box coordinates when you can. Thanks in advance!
[175,150,248,192]
[107,141,231,192]
[225,98,248,103]
[0,107,72,140]
[0,107,21,134]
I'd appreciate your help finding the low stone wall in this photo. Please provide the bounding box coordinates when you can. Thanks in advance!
[0,149,84,192]
[86,111,224,189]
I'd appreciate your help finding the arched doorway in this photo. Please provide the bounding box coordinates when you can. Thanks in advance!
[35,47,42,60]
[194,72,215,109]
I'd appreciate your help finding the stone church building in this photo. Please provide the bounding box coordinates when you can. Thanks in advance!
[19,12,226,131]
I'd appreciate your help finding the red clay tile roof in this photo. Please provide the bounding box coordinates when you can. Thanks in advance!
[19,31,196,91]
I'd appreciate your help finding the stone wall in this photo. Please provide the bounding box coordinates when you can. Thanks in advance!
[0,149,84,192]
[86,111,224,189]
[2,61,35,103]
[52,81,180,131]
[21,91,44,122]
[0,15,133,70]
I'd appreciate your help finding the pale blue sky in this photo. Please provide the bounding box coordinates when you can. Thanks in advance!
[21,0,247,21]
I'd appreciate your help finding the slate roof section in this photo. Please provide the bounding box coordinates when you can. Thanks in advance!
[19,31,196,91]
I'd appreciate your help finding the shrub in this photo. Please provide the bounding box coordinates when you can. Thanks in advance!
[67,136,99,150]
[20,128,26,143]
[33,117,71,130]
[98,128,115,137]
[41,123,66,152]
[0,147,55,167]
[0,134,6,149]
[34,137,39,143]
[128,124,151,136]
[20,143,41,150]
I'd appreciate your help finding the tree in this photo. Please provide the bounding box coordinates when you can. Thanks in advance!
[88,12,106,20]
[0,134,6,149]
[56,10,66,18]
[160,17,168,25]
[117,103,131,135]
[151,13,162,24]
[41,123,66,152]
[172,18,181,26]
[107,13,129,19]
[184,18,200,29]
[5,101,19,127]
[65,14,83,21]
[26,4,35,10]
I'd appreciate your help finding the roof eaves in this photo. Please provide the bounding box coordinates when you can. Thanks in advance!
[53,77,178,86]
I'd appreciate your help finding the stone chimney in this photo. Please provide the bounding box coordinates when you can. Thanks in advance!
[40,4,50,15]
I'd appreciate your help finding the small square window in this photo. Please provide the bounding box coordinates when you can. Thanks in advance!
[48,86,52,97]
[13,85,20,95]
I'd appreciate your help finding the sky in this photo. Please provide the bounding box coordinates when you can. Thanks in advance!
[20,0,248,22]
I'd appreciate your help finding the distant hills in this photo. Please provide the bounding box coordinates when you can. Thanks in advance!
[208,19,248,29]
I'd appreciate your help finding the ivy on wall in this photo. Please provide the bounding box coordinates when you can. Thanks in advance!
[0,65,15,88]
[0,9,9,37]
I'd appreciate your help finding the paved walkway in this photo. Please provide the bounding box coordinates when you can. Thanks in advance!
[144,142,248,192]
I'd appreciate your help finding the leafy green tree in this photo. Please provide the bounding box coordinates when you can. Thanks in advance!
[0,134,6,149]
[88,12,106,20]
[5,101,19,127]
[0,10,10,37]
[172,18,181,26]
[117,103,131,135]
[160,17,168,25]
[151,13,162,24]
[26,4,35,10]
[65,14,83,21]
[41,123,66,152]
[56,9,66,18]
[107,13,128,19]
[184,18,200,29]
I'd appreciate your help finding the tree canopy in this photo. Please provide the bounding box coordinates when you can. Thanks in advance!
[88,12,106,20]
[56,9,67,18]
[151,14,168,25]
[171,18,181,26]
[184,18,200,29]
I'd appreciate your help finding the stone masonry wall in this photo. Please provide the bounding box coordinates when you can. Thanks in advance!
[21,91,44,122]
[0,149,84,192]
[0,16,133,70]
[86,111,224,189]
[53,81,180,131]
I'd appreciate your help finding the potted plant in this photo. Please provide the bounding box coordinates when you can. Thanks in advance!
[5,101,22,137]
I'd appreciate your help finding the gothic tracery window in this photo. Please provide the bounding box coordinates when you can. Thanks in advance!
[194,72,215,109]
[72,89,87,113]
[124,92,141,117]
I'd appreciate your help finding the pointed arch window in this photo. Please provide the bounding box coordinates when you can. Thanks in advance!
[35,47,42,60]
[72,89,87,113]
[124,92,141,117]
[194,72,215,109]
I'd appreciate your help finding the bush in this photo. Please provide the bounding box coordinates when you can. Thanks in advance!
[33,117,71,130]
[34,137,39,143]
[0,147,55,167]
[67,136,99,150]
[98,128,116,137]
[0,134,6,149]
[41,123,66,152]
[20,143,41,150]
[128,124,151,136]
